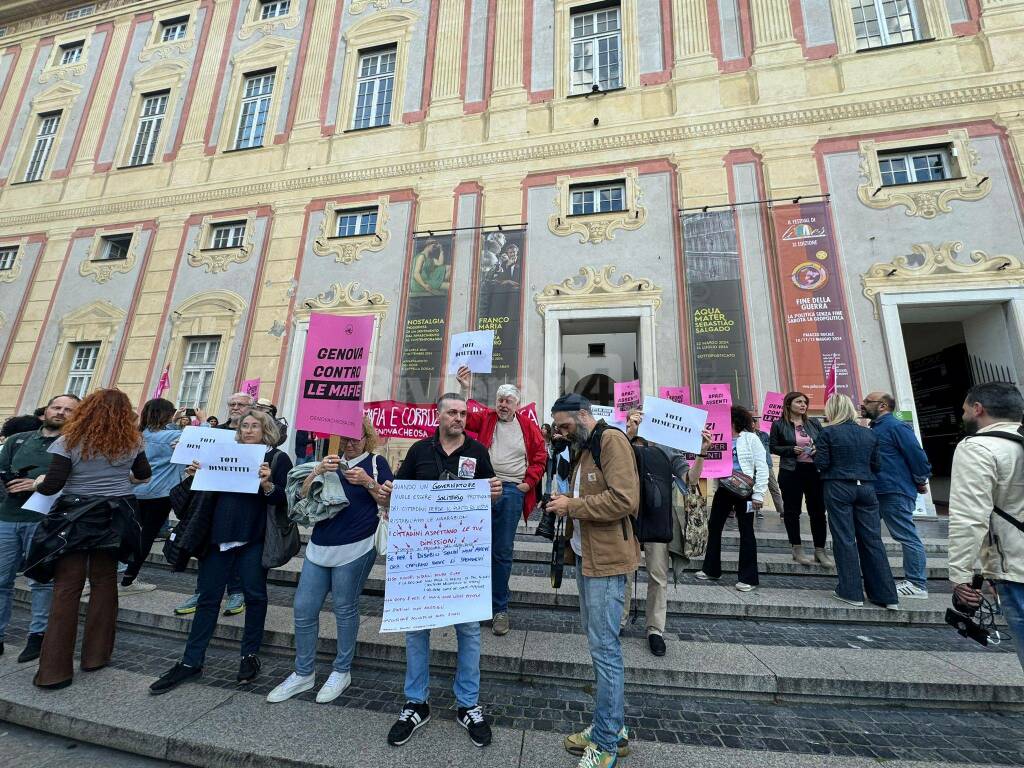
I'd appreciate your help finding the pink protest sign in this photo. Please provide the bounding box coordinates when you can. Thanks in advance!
[613,380,641,421]
[700,383,732,408]
[700,405,734,479]
[295,313,374,438]
[241,378,261,399]
[364,400,437,440]
[658,386,691,405]
[760,391,785,433]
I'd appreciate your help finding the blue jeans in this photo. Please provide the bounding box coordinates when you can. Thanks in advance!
[491,482,524,614]
[877,493,928,589]
[0,520,52,641]
[404,621,480,708]
[182,542,268,667]
[823,481,898,605]
[293,548,376,676]
[575,559,626,755]
[998,580,1024,672]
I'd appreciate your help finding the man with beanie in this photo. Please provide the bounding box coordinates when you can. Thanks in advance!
[547,394,639,768]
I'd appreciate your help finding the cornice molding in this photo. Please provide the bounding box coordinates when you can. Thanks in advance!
[535,265,662,316]
[1,80,1022,229]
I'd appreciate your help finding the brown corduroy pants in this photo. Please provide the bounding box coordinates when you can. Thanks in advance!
[34,550,118,687]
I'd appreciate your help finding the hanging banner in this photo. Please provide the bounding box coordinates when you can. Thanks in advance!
[772,202,857,402]
[682,211,753,407]
[364,400,438,441]
[472,229,525,404]
[658,386,691,405]
[397,235,454,403]
[613,380,641,420]
[295,313,374,438]
[699,383,733,408]
[759,391,786,433]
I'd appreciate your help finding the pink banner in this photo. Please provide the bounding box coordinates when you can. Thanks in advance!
[295,313,374,438]
[759,391,785,433]
[700,383,732,408]
[700,405,734,479]
[152,366,170,400]
[613,380,641,420]
[658,386,691,405]
[241,378,261,399]
[364,400,437,440]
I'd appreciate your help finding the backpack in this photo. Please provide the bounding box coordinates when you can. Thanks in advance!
[588,422,675,543]
[978,431,1024,534]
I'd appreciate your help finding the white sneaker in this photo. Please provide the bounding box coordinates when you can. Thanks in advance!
[831,591,864,607]
[315,671,351,703]
[266,672,315,703]
[896,580,929,599]
[694,571,719,581]
[735,582,756,592]
[119,580,157,596]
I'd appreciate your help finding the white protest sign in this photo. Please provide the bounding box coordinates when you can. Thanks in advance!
[637,396,707,454]
[191,442,266,493]
[590,405,626,431]
[22,491,61,515]
[170,426,237,466]
[447,330,494,374]
[380,479,491,633]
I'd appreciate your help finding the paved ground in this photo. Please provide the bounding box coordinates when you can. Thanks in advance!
[0,720,187,767]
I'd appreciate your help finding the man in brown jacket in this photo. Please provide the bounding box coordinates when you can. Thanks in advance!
[547,394,639,768]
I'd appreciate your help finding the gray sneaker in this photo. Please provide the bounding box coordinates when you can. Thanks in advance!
[492,612,510,636]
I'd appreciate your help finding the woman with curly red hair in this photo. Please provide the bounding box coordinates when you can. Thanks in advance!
[25,388,150,689]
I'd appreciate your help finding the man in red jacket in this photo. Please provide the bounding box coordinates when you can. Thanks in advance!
[457,366,547,636]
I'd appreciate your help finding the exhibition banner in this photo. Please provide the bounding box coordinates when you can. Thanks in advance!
[398,234,454,403]
[472,229,525,403]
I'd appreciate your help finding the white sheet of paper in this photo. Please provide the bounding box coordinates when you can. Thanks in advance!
[380,479,492,633]
[590,405,625,430]
[22,491,61,514]
[447,330,494,374]
[191,443,266,494]
[169,425,237,466]
[636,396,707,454]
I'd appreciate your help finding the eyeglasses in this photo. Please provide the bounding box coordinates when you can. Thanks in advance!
[862,399,882,405]
[340,436,366,445]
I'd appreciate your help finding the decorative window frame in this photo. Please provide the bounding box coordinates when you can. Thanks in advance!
[313,196,390,264]
[337,12,417,131]
[0,237,27,283]
[548,168,646,244]
[857,129,991,219]
[240,0,302,40]
[187,210,258,273]
[140,2,199,61]
[10,83,80,183]
[165,290,247,414]
[348,0,416,14]
[38,300,126,407]
[40,33,92,83]
[113,60,188,168]
[554,0,639,101]
[218,36,296,151]
[79,225,142,284]
[831,0,951,54]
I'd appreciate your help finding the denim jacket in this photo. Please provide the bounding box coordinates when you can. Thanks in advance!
[869,413,932,499]
[813,422,880,482]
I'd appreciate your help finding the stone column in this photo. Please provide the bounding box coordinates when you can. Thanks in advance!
[71,19,131,175]
[179,0,235,154]
[490,0,526,104]
[429,0,465,115]
[750,0,803,64]
[292,0,339,131]
[673,0,718,73]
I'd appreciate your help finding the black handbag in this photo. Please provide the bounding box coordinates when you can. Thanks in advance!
[261,452,300,569]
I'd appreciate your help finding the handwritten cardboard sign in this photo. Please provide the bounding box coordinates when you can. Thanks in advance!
[700,383,733,408]
[448,330,494,374]
[191,442,266,493]
[658,386,691,405]
[169,425,237,466]
[613,380,641,421]
[760,391,785,433]
[380,479,492,633]
[637,397,706,454]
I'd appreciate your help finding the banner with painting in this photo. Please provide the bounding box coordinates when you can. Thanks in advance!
[471,229,525,404]
[682,211,753,407]
[397,234,454,403]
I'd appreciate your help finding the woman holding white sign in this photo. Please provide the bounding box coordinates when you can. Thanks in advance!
[267,417,393,705]
[150,409,292,695]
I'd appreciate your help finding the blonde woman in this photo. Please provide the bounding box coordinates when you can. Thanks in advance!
[813,395,899,609]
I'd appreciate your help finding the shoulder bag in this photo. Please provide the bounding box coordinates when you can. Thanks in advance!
[262,450,301,569]
[370,454,390,555]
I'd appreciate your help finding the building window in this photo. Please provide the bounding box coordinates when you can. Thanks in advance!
[850,0,920,50]
[209,221,247,250]
[97,234,133,261]
[128,92,169,167]
[570,5,622,94]
[0,27,8,39]
[335,208,378,238]
[65,5,96,21]
[178,337,221,409]
[0,247,16,271]
[24,113,61,183]
[234,71,275,149]
[65,342,100,398]
[161,17,189,42]
[570,182,626,215]
[352,47,396,130]
[260,0,291,20]
[59,42,84,66]
[877,147,953,186]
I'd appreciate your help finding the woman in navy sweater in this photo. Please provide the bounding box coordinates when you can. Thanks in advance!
[150,409,292,694]
[267,417,392,705]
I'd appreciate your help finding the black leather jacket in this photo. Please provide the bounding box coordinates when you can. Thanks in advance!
[769,417,824,473]
[165,478,217,570]
[813,422,881,482]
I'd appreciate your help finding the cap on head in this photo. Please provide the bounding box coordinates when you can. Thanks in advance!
[551,393,592,414]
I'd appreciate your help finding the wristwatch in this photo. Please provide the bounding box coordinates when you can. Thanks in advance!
[367,481,377,491]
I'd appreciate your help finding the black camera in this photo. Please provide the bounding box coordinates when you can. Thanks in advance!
[945,575,991,646]
[549,517,566,589]
[535,494,556,540]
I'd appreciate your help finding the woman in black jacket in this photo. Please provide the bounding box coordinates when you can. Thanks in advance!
[149,409,292,695]
[769,391,832,567]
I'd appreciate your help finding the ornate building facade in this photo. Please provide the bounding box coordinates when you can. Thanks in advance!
[0,0,1022,502]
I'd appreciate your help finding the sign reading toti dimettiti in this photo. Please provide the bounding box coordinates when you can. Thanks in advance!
[295,313,374,439]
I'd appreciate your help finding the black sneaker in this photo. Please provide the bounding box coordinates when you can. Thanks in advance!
[647,633,666,657]
[150,663,202,695]
[17,632,43,663]
[458,705,492,748]
[237,654,261,683]
[387,701,430,746]
[0,640,4,655]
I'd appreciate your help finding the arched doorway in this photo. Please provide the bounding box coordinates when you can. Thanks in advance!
[572,373,615,406]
